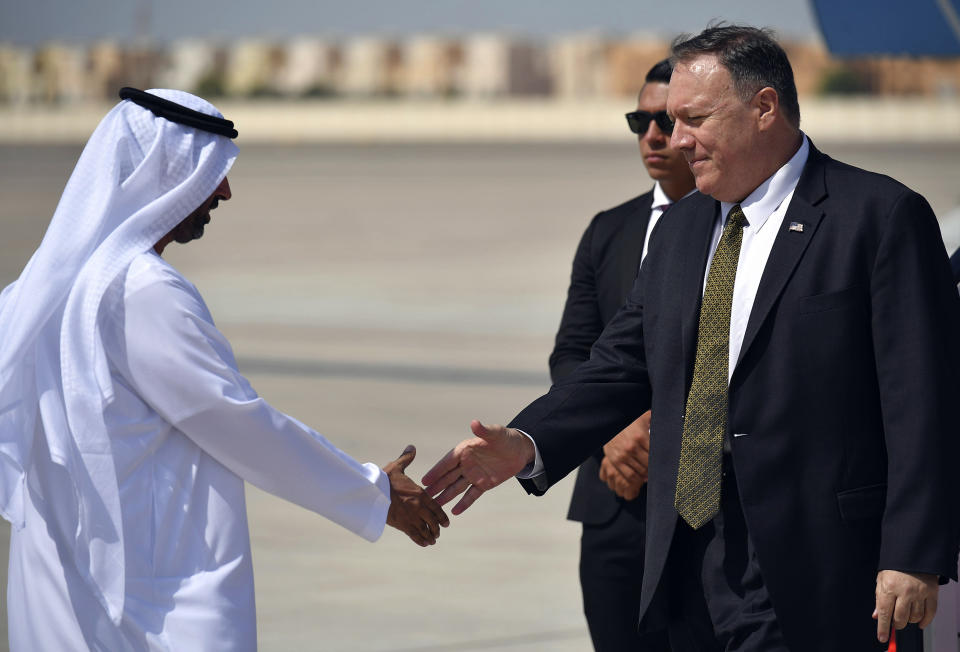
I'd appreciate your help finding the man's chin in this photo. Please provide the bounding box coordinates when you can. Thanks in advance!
[174,223,206,245]
[693,176,715,197]
[185,215,210,242]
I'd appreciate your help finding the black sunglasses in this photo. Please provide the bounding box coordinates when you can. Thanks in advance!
[625,110,674,135]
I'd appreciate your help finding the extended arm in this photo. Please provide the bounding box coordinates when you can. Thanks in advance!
[120,275,447,545]
[423,270,654,511]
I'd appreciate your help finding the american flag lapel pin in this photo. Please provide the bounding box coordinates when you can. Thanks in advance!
[789,222,804,233]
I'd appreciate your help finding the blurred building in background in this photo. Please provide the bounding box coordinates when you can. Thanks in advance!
[0,31,958,105]
[87,41,125,101]
[607,36,671,97]
[551,34,610,99]
[0,45,32,105]
[459,34,553,97]
[274,37,339,97]
[225,39,289,97]
[339,36,402,96]
[400,35,461,97]
[35,43,87,104]
[159,39,224,96]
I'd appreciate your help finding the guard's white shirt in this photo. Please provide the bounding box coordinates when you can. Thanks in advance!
[641,182,697,265]
[640,182,673,264]
[9,252,391,651]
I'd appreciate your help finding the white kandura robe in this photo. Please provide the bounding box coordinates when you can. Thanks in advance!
[8,251,391,651]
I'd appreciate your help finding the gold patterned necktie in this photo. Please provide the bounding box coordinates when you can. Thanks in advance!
[674,204,747,529]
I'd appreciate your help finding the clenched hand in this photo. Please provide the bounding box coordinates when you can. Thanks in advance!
[598,411,650,500]
[383,445,450,546]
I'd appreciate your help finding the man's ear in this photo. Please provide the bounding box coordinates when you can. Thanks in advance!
[754,87,779,131]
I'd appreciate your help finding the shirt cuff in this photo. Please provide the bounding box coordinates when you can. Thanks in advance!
[357,463,393,542]
[371,462,392,501]
[514,429,549,491]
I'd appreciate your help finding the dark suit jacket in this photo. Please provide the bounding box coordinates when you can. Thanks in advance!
[550,191,654,525]
[512,142,960,651]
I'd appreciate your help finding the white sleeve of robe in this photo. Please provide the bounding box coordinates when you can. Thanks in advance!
[116,259,391,542]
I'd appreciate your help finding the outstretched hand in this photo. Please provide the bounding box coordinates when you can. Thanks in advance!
[383,445,450,547]
[422,420,535,515]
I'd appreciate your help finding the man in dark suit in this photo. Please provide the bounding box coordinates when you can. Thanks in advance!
[552,58,694,652]
[424,25,960,651]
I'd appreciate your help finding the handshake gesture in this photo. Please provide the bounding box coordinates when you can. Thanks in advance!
[421,420,535,514]
[382,423,534,545]
[385,416,647,544]
[383,445,450,546]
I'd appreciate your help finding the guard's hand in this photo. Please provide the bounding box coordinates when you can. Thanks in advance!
[598,411,650,500]
[383,445,450,547]
[422,420,535,515]
[873,569,938,643]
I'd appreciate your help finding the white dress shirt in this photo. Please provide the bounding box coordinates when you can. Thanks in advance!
[641,182,674,264]
[712,135,809,379]
[520,135,810,481]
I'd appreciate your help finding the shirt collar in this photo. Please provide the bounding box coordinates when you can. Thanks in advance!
[720,133,809,231]
[652,181,671,210]
[652,181,697,210]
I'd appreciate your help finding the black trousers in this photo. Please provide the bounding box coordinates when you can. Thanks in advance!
[580,501,670,651]
[660,460,930,651]
[664,460,786,652]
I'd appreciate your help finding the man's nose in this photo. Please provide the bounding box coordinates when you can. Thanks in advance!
[217,177,232,201]
[670,124,692,150]
[644,123,667,145]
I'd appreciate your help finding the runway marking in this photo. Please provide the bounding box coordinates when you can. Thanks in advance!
[237,356,549,387]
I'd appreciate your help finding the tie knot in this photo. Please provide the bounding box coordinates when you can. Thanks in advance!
[727,204,747,229]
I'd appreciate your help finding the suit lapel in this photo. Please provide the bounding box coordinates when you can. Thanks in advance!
[616,193,653,300]
[680,197,720,385]
[733,145,829,378]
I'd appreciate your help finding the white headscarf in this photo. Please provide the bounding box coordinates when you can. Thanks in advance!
[0,89,238,623]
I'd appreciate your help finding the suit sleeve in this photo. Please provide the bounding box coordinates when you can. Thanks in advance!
[549,216,605,384]
[512,268,653,495]
[871,190,960,579]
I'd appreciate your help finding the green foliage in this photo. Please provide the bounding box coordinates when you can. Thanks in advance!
[193,71,226,98]
[247,84,282,99]
[818,66,871,96]
[301,83,337,99]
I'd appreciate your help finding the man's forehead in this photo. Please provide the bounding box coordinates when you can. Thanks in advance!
[676,54,723,78]
[637,82,668,110]
[667,55,730,110]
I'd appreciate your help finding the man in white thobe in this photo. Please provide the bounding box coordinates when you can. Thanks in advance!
[0,88,447,651]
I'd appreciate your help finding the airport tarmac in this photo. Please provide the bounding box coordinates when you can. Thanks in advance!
[0,140,958,650]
